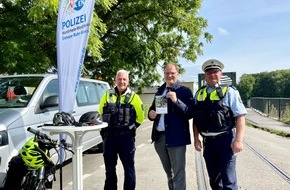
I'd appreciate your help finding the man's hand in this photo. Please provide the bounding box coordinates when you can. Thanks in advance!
[194,139,202,151]
[149,110,157,119]
[166,91,177,104]
[231,140,244,153]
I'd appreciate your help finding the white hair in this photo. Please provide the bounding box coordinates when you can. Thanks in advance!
[115,69,129,79]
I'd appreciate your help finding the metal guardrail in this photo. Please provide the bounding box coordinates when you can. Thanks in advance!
[250,97,290,121]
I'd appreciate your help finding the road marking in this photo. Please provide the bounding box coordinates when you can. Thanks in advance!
[68,174,92,185]
[137,144,145,148]
[141,125,152,131]
[83,173,91,179]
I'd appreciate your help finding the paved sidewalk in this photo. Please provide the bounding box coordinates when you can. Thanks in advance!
[245,108,290,136]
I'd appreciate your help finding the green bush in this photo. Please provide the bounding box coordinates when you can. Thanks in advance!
[282,104,290,124]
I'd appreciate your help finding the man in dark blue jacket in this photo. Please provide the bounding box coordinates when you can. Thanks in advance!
[148,62,194,190]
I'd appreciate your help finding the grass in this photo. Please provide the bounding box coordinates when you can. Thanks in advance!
[246,121,290,138]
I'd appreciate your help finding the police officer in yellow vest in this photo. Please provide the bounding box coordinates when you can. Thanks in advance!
[99,69,144,190]
[193,59,247,190]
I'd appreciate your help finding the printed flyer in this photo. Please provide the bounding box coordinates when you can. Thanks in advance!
[155,95,168,114]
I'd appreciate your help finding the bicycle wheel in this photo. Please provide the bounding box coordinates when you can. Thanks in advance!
[21,178,46,190]
[20,170,38,190]
[20,173,34,190]
[35,180,46,190]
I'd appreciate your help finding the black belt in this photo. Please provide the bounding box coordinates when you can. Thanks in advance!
[203,130,231,140]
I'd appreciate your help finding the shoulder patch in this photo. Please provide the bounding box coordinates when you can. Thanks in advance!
[108,89,116,95]
[229,85,237,90]
[195,85,206,94]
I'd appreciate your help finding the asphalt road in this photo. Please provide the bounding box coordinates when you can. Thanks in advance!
[53,120,197,190]
[53,119,290,190]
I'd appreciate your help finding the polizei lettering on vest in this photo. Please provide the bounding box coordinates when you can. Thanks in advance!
[62,14,87,30]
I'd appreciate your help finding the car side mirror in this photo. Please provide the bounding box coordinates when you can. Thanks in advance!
[40,95,59,109]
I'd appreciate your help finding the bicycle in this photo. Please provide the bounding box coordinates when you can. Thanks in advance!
[4,126,74,190]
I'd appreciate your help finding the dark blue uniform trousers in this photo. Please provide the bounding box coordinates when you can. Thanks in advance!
[103,133,136,190]
[203,132,238,190]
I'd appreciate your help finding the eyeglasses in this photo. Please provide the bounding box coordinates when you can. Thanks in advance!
[164,72,177,76]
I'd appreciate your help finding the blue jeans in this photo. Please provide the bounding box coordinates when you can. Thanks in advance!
[154,134,186,190]
[103,133,136,190]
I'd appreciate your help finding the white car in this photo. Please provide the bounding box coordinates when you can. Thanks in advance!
[0,74,109,187]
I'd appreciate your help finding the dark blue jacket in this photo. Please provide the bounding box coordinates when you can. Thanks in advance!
[148,81,194,147]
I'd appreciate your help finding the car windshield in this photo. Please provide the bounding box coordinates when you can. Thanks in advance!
[0,76,43,108]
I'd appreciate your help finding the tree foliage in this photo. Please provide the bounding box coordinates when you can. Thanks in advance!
[237,69,290,101]
[0,0,212,89]
[236,74,255,102]
[0,0,57,74]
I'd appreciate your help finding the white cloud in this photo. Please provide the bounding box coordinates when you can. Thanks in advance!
[217,27,229,36]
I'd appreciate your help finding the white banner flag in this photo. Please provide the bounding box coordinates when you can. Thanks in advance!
[56,0,95,113]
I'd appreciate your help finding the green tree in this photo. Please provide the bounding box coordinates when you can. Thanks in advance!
[283,79,290,98]
[0,0,212,89]
[251,72,278,97]
[0,0,57,74]
[238,69,290,99]
[0,0,115,74]
[237,74,255,102]
[275,70,290,98]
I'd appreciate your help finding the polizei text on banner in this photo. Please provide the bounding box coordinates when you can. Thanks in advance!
[62,14,86,30]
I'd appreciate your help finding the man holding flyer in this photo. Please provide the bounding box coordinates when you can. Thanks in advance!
[148,62,194,190]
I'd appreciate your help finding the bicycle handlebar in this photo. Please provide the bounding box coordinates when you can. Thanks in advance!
[27,127,73,152]
[27,127,52,141]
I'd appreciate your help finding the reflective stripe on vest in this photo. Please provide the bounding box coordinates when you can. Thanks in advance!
[196,86,228,101]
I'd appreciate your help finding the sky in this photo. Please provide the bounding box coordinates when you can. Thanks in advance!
[177,0,290,83]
